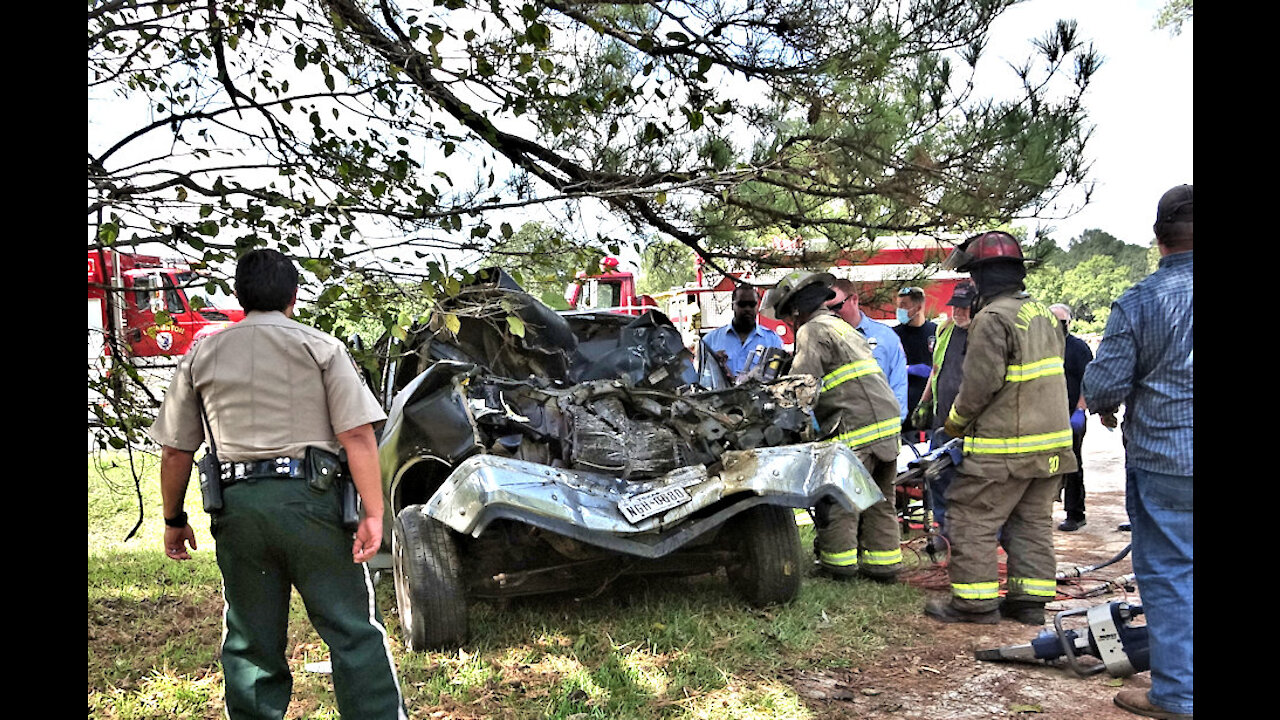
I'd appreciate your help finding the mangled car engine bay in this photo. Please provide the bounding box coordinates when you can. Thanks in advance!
[375,269,883,649]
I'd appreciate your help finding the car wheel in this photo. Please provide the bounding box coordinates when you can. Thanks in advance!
[725,504,803,606]
[392,505,468,650]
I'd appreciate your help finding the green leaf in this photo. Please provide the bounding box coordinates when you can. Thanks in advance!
[443,313,461,335]
[97,222,120,245]
[506,315,526,337]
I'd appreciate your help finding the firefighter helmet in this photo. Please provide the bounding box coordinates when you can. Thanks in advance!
[761,270,835,319]
[942,231,1031,272]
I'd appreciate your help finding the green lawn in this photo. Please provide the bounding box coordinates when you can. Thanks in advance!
[88,451,928,719]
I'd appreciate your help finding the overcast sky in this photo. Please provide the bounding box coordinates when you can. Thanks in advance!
[986,0,1193,247]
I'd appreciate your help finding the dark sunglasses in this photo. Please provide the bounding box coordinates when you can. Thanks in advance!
[735,300,758,308]
[828,300,846,312]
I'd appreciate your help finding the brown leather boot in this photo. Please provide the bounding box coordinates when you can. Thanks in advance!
[1113,689,1192,719]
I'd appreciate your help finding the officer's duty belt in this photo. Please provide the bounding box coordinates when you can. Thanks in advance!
[218,457,306,486]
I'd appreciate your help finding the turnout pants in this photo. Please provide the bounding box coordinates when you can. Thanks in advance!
[211,477,406,720]
[815,451,902,578]
[945,456,1059,612]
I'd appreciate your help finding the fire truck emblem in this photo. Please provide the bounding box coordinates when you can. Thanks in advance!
[156,332,174,352]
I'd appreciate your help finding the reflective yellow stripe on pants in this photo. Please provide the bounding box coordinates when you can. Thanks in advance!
[860,548,902,566]
[820,548,858,567]
[822,359,881,391]
[1008,577,1057,598]
[966,429,1073,455]
[951,581,1000,601]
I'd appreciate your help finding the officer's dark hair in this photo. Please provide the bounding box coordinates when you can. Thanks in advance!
[235,249,299,312]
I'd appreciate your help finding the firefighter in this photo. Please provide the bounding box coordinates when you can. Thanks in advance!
[763,271,904,582]
[924,231,1077,625]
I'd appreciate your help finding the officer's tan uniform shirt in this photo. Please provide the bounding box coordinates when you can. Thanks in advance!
[149,311,386,461]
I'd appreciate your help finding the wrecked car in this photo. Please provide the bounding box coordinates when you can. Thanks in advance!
[372,268,884,650]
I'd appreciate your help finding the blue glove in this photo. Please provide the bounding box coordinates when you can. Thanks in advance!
[907,363,931,378]
[1070,408,1086,432]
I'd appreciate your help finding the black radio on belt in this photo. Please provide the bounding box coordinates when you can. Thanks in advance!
[197,451,225,514]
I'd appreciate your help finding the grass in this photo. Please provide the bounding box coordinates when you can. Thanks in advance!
[88,450,928,719]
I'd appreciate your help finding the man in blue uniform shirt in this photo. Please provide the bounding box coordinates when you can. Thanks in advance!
[702,283,783,382]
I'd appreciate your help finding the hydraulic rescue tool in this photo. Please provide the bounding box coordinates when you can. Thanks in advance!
[975,601,1150,678]
[894,436,962,541]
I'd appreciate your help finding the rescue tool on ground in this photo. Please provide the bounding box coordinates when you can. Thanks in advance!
[976,601,1150,679]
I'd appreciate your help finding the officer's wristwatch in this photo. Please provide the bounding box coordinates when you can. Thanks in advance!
[164,511,189,528]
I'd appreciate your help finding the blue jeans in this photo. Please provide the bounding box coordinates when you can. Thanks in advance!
[1126,467,1193,714]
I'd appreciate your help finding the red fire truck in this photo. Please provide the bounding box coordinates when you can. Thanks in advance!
[88,248,245,360]
[562,256,660,316]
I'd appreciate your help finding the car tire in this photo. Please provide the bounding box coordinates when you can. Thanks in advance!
[392,505,468,650]
[725,504,803,606]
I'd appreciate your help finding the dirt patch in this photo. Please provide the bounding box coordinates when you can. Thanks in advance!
[785,417,1147,719]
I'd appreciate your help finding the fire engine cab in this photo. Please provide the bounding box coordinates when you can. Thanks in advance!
[88,248,244,360]
[562,256,660,315]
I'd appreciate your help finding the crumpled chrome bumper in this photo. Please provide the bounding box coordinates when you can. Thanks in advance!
[424,441,884,558]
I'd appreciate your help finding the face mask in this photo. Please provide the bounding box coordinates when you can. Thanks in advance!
[895,308,911,324]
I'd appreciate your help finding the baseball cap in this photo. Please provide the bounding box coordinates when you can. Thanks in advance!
[946,280,976,308]
[1154,184,1193,225]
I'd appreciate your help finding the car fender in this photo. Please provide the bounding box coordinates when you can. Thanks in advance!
[423,441,882,559]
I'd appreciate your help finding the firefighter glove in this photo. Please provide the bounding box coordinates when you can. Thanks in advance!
[911,403,933,431]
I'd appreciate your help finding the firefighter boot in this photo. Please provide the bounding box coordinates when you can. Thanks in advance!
[924,598,999,625]
[998,599,1045,626]
[858,566,901,585]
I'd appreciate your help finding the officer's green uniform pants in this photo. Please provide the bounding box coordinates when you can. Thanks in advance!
[211,478,406,720]
[815,452,903,578]
[945,459,1060,613]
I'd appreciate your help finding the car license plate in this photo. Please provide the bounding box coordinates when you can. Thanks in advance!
[618,486,692,524]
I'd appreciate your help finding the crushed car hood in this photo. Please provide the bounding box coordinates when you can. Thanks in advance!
[424,441,883,558]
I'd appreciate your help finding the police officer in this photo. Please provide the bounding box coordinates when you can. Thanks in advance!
[924,232,1076,626]
[764,271,904,582]
[152,249,407,719]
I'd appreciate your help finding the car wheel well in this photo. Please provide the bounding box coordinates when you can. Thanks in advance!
[393,456,453,514]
